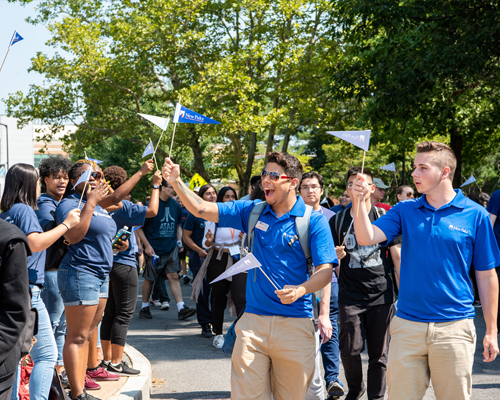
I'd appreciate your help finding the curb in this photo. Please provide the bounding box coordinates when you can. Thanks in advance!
[109,344,152,400]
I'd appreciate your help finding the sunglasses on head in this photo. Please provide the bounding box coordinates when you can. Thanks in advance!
[261,170,294,182]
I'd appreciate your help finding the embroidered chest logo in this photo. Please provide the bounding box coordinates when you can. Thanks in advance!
[448,224,470,234]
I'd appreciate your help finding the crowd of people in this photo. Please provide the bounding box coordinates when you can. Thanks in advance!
[0,140,499,400]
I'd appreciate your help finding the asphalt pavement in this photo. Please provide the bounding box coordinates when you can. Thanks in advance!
[125,278,500,400]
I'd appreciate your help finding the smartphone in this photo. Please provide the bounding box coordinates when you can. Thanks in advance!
[112,226,132,249]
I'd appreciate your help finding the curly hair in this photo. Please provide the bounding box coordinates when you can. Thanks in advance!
[38,156,72,193]
[103,166,128,190]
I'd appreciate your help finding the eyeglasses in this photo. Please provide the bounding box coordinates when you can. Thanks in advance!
[261,170,294,182]
[300,185,322,192]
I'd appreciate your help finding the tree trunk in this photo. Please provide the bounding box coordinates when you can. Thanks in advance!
[188,126,209,182]
[281,107,296,153]
[242,131,258,195]
[450,130,463,189]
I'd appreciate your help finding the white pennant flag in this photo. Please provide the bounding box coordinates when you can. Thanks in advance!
[379,162,396,172]
[138,113,170,131]
[210,253,261,284]
[460,175,476,188]
[72,168,92,190]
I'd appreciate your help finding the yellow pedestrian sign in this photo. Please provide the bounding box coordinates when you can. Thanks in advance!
[189,173,207,190]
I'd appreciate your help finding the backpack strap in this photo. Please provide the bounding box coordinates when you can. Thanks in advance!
[334,208,348,246]
[246,201,268,253]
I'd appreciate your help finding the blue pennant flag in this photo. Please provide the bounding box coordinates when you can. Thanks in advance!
[173,103,221,125]
[379,162,396,172]
[460,175,476,188]
[9,31,24,48]
[72,168,92,190]
[85,157,103,164]
[326,130,371,152]
[142,140,154,158]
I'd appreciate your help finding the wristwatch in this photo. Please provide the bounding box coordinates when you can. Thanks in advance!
[152,184,160,190]
[177,240,183,248]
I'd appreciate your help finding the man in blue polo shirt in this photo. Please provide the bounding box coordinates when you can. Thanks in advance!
[351,141,499,400]
[162,152,337,400]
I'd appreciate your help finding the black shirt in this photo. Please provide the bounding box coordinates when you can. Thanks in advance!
[329,206,394,306]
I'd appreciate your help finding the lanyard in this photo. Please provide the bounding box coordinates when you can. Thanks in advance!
[229,228,235,240]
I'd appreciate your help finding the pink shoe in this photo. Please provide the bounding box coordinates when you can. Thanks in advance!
[84,373,101,390]
[86,366,120,381]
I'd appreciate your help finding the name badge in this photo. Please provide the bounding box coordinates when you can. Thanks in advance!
[228,245,240,256]
[255,221,269,232]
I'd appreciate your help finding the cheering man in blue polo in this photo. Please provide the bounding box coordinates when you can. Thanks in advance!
[162,152,337,400]
[351,141,500,400]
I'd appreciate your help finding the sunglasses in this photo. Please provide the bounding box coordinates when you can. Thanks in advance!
[91,171,102,180]
[261,170,294,182]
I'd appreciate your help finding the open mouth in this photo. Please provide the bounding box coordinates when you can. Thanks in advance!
[264,188,275,199]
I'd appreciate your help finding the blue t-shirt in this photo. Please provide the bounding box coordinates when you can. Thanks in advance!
[36,194,59,231]
[142,197,182,255]
[374,189,500,323]
[487,189,500,246]
[181,206,189,229]
[56,193,117,278]
[109,200,147,268]
[218,196,338,318]
[184,213,206,249]
[0,203,45,285]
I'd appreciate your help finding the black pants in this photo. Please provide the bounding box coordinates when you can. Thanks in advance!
[207,252,247,335]
[339,303,393,400]
[152,274,170,303]
[101,263,139,346]
[190,252,212,326]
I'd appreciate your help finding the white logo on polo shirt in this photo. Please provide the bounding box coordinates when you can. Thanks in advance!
[448,224,470,234]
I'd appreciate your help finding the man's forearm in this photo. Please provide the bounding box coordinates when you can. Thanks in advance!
[352,200,376,246]
[297,265,333,297]
[135,228,151,249]
[319,281,331,317]
[172,178,219,223]
[476,269,499,334]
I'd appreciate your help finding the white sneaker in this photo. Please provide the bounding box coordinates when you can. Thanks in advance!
[153,300,161,307]
[161,301,170,310]
[213,334,224,349]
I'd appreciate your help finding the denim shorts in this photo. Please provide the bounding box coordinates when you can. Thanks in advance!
[58,265,109,306]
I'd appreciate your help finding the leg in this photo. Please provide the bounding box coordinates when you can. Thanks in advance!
[231,313,272,399]
[338,304,366,397]
[41,270,66,374]
[210,279,230,334]
[364,303,392,400]
[166,272,183,303]
[321,282,341,388]
[28,287,58,400]
[87,279,108,370]
[101,266,118,362]
[230,272,247,317]
[305,333,325,400]
[190,252,212,325]
[268,316,316,400]
[427,319,476,400]
[387,316,430,400]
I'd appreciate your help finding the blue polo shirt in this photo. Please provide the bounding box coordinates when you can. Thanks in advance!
[0,203,45,285]
[486,189,500,246]
[373,189,500,322]
[109,200,147,268]
[56,193,117,278]
[217,196,337,318]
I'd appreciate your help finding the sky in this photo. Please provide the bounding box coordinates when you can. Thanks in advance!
[0,1,54,115]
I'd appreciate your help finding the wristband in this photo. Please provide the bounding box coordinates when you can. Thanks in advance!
[62,223,70,231]
[177,240,183,248]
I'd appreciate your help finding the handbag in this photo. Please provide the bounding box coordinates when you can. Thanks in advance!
[49,368,71,400]
[221,306,245,355]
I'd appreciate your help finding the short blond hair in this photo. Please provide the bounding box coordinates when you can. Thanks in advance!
[416,141,456,181]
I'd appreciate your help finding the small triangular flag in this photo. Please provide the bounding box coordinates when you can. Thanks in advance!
[210,253,261,284]
[72,168,92,190]
[138,113,170,131]
[142,140,154,158]
[379,162,396,172]
[326,130,371,152]
[460,175,476,188]
[173,103,220,125]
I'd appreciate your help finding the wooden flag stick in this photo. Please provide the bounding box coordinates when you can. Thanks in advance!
[394,170,399,187]
[356,150,366,217]
[78,183,88,210]
[475,181,482,194]
[150,137,159,171]
[258,266,280,290]
[169,95,181,159]
[341,219,354,247]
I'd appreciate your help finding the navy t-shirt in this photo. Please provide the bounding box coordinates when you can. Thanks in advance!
[56,193,117,278]
[109,200,147,268]
[184,212,206,249]
[142,197,182,255]
[181,206,189,229]
[0,203,45,285]
[36,194,59,231]
[487,189,500,246]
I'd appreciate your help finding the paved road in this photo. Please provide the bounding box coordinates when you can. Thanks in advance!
[126,279,500,399]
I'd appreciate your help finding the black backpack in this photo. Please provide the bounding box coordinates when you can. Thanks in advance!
[43,211,69,271]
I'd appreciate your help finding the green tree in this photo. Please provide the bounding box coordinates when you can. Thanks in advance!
[330,0,500,188]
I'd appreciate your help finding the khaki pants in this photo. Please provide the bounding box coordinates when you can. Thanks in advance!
[387,316,476,400]
[231,313,316,400]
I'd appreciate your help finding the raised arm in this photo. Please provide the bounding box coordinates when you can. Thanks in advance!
[99,160,154,209]
[351,174,388,246]
[162,158,219,223]
[145,171,162,218]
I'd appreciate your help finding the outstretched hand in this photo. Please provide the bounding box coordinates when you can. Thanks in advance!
[162,158,180,183]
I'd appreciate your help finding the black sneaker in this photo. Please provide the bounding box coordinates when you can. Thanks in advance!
[345,383,365,400]
[201,323,213,338]
[84,391,102,400]
[139,306,152,319]
[107,361,140,375]
[182,275,191,285]
[326,379,345,399]
[71,391,102,400]
[178,305,196,320]
[99,360,110,369]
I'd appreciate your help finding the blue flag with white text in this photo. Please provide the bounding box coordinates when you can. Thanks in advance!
[9,31,23,48]
[142,140,154,158]
[173,103,220,125]
[327,130,371,152]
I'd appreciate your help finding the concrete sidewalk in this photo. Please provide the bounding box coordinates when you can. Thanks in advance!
[122,280,500,399]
